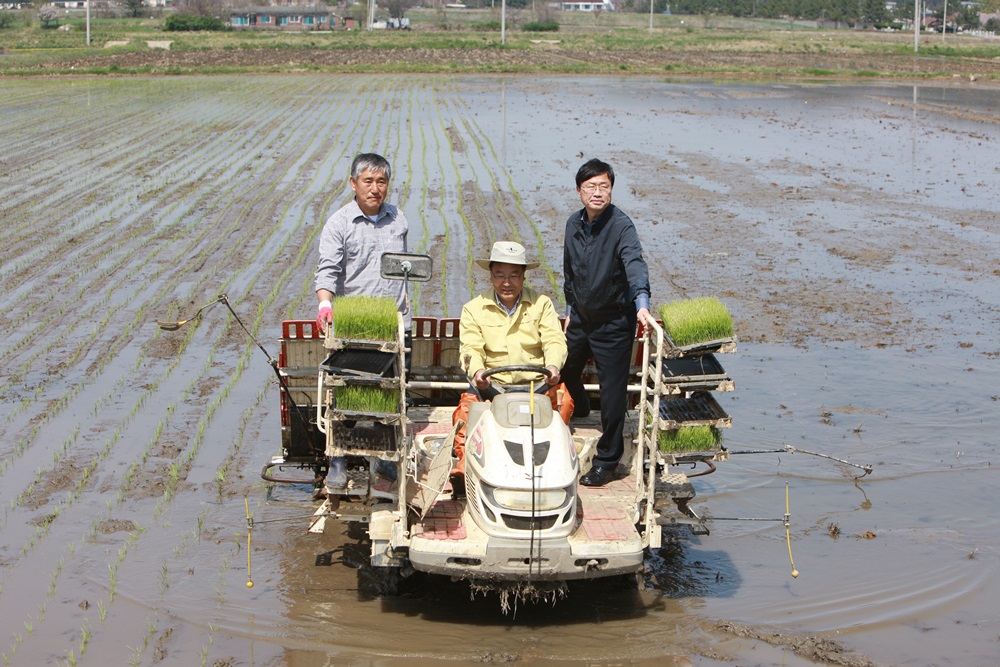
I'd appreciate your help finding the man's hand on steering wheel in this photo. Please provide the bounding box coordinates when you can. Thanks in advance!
[481,365,555,394]
[472,369,491,391]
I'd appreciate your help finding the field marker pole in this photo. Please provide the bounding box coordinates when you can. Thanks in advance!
[86,0,90,46]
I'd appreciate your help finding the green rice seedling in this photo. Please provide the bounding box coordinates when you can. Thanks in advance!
[78,624,93,656]
[335,386,399,414]
[108,564,118,600]
[332,296,399,341]
[658,425,723,453]
[658,297,734,347]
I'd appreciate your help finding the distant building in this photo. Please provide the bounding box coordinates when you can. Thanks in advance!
[229,5,336,29]
[560,0,615,11]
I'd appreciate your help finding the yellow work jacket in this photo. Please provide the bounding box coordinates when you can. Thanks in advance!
[459,286,568,386]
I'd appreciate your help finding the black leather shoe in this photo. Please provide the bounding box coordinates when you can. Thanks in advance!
[580,466,615,487]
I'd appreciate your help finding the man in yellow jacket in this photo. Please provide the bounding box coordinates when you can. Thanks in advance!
[452,241,569,478]
[459,241,567,397]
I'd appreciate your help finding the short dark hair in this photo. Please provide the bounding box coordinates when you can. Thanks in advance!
[575,158,614,188]
[351,153,391,181]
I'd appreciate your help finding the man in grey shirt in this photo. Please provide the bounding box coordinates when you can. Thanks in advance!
[314,152,409,489]
[315,152,409,332]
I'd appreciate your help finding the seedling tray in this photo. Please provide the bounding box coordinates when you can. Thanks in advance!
[663,336,737,359]
[326,421,401,455]
[659,354,733,394]
[658,391,731,429]
[321,348,397,379]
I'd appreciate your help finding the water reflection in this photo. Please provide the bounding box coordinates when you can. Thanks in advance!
[644,539,742,599]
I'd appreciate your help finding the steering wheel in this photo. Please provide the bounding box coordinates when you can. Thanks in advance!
[481,365,552,395]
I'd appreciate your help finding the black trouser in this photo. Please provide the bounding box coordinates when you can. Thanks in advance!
[562,311,636,469]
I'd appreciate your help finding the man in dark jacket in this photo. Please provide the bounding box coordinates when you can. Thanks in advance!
[562,158,653,487]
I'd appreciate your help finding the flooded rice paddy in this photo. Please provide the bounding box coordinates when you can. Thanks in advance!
[0,74,997,666]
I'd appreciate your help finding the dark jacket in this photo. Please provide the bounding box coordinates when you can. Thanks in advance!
[563,204,650,323]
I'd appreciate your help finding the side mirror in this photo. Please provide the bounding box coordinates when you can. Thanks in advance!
[380,253,433,282]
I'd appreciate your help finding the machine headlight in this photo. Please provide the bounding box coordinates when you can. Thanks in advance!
[491,487,567,511]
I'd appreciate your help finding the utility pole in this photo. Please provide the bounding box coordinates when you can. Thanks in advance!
[501,0,506,45]
[913,0,919,52]
[941,0,947,42]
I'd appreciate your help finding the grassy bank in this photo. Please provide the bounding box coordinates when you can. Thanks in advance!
[1,9,998,78]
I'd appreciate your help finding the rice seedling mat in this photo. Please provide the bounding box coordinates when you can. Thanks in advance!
[330,295,401,342]
[324,376,402,389]
[658,424,724,454]
[658,297,735,350]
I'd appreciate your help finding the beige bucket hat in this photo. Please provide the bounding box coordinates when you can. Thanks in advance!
[475,241,540,270]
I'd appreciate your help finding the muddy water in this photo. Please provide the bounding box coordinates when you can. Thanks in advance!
[0,75,997,667]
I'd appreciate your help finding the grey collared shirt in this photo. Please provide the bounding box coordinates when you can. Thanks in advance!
[315,197,410,328]
[494,291,522,317]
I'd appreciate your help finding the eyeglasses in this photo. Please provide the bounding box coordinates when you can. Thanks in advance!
[580,183,612,194]
[491,272,524,283]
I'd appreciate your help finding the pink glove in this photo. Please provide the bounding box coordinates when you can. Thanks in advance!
[316,302,333,333]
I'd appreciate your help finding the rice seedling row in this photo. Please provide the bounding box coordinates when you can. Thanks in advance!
[1,78,402,448]
[0,74,587,665]
[426,97,452,316]
[0,77,344,394]
[0,81,240,278]
[0,79,324,282]
[0,75,356,572]
[0,85,300,376]
[58,109,338,616]
[0,125,300,480]
[73,231,313,662]
[2,236,293,660]
[457,114,513,248]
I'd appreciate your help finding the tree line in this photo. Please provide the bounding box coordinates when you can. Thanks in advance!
[623,0,992,30]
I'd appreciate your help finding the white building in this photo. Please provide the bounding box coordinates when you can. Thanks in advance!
[560,0,615,11]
